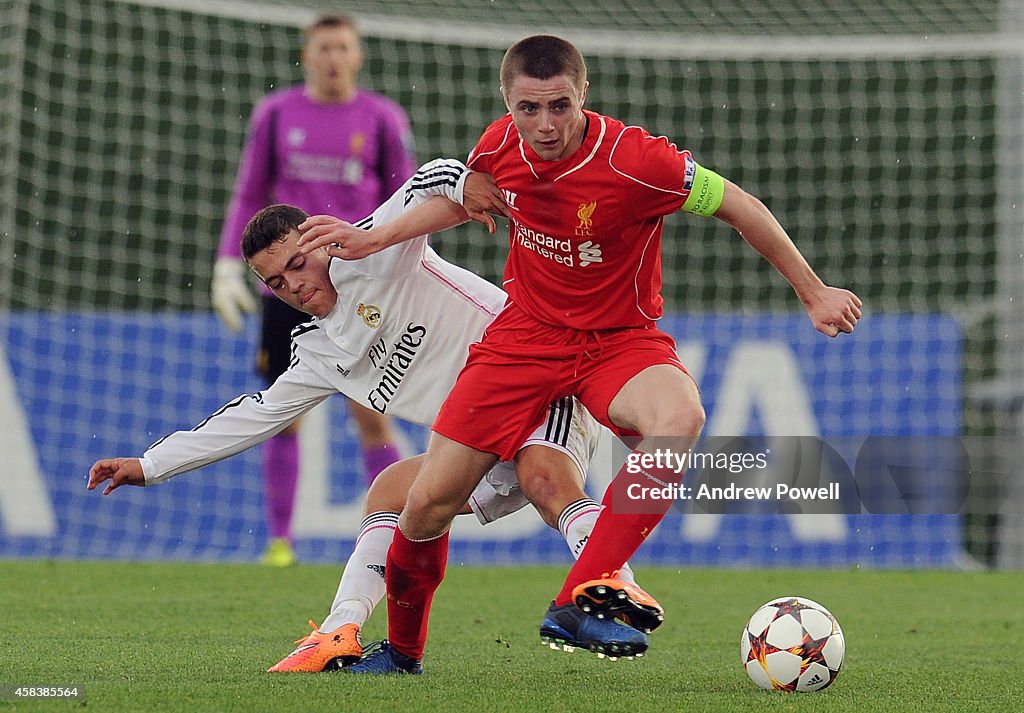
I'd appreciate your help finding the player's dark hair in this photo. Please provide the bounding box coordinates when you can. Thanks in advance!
[241,204,309,261]
[500,35,587,94]
[306,13,358,41]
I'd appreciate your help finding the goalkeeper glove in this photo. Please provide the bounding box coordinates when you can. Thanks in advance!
[211,257,257,333]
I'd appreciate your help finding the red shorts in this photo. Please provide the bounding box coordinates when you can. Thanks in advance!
[433,302,688,461]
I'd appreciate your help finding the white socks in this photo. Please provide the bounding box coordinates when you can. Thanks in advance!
[556,498,636,583]
[319,512,397,633]
[319,498,638,633]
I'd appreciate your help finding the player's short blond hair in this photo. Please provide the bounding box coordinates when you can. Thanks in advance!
[500,35,587,96]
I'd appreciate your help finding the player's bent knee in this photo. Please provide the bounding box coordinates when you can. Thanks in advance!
[517,471,568,528]
[515,446,586,528]
[402,485,461,538]
[364,475,407,514]
[646,402,705,439]
[363,455,424,515]
[679,402,707,435]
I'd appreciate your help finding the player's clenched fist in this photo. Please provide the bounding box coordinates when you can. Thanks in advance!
[801,285,863,338]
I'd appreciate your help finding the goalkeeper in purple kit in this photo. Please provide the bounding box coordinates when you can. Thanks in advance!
[211,14,416,566]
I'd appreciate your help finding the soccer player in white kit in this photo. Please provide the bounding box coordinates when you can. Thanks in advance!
[88,159,637,672]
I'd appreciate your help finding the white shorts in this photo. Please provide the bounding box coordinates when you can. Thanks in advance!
[467,396,602,525]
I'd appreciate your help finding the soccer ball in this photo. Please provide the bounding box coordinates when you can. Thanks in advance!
[741,596,845,692]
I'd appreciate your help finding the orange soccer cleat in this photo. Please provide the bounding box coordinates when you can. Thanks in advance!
[572,577,665,634]
[267,620,363,672]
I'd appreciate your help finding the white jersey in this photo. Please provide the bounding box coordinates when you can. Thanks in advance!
[142,159,507,483]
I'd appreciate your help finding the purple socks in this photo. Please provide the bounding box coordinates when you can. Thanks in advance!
[361,443,401,486]
[262,431,299,540]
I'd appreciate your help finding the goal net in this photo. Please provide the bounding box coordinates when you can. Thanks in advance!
[1,0,1021,568]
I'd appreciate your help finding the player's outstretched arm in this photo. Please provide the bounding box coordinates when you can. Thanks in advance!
[88,458,145,495]
[296,195,467,260]
[297,172,506,260]
[713,179,863,338]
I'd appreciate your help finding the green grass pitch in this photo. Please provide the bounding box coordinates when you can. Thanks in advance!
[1,561,1019,712]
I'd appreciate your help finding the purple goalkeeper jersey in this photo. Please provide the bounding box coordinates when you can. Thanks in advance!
[218,85,415,270]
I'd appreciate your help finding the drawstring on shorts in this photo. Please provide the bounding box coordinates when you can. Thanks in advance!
[571,329,607,378]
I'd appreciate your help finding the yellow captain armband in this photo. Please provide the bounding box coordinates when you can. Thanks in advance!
[681,162,725,217]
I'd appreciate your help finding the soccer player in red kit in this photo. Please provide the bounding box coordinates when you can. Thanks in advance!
[298,34,862,674]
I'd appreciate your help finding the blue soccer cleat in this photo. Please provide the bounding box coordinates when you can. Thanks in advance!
[540,601,648,660]
[345,640,423,675]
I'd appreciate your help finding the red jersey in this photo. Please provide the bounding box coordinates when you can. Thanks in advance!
[468,110,697,330]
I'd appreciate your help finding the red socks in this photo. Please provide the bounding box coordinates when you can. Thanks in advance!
[385,527,450,660]
[554,454,677,605]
